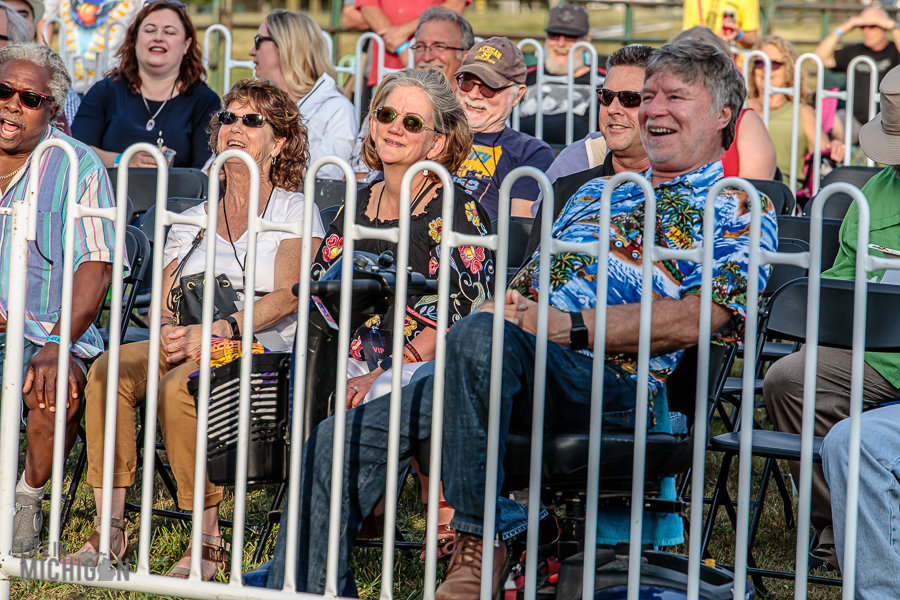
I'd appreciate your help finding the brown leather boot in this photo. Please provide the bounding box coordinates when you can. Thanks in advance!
[435,533,508,600]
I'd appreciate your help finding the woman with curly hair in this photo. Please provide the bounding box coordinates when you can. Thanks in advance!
[748,35,845,185]
[71,0,220,169]
[68,79,325,580]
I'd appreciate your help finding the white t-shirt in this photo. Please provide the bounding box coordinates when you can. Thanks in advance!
[163,187,325,348]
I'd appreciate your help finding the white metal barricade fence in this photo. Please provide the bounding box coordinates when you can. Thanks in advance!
[512,39,544,136]
[0,142,877,600]
[202,25,255,97]
[352,32,414,118]
[842,55,879,167]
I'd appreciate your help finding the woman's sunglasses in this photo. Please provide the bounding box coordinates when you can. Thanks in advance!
[598,88,642,108]
[373,106,435,134]
[0,81,51,109]
[217,110,270,128]
[456,75,506,99]
[753,59,785,71]
[254,35,276,51]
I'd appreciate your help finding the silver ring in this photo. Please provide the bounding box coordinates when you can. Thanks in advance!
[350,385,359,393]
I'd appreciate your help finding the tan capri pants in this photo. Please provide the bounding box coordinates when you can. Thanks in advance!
[84,340,223,511]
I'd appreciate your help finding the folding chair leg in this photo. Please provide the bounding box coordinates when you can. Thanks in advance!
[154,448,180,504]
[768,458,796,530]
[253,482,287,564]
[747,457,775,551]
[700,452,734,558]
[60,434,88,532]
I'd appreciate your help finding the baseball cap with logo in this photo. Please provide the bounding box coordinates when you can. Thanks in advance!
[454,37,526,89]
[545,4,589,37]
[859,65,900,164]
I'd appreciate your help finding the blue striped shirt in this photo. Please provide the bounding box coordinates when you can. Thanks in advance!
[0,126,117,359]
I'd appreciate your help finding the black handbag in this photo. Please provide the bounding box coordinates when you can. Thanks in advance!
[167,229,240,326]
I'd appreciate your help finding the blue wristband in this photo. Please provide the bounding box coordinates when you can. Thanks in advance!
[114,153,123,166]
[736,29,745,41]
[395,40,410,55]
[834,27,844,38]
[45,335,73,350]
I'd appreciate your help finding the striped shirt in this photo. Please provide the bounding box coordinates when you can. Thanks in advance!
[0,126,117,359]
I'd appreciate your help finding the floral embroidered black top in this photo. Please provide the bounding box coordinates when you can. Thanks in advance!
[312,182,495,368]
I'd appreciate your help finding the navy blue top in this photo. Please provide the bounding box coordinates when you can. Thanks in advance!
[71,77,221,169]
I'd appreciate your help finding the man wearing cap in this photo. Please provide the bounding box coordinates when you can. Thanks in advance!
[519,4,605,145]
[265,38,778,597]
[767,65,900,575]
[452,36,554,220]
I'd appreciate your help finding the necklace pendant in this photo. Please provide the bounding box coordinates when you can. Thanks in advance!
[145,119,155,131]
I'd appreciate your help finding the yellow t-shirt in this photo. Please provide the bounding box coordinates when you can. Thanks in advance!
[682,0,760,34]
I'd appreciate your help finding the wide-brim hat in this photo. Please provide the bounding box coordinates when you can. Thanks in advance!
[860,65,900,164]
[454,37,526,88]
[22,0,45,31]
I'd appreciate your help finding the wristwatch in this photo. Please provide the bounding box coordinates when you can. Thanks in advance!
[223,315,240,339]
[569,312,589,351]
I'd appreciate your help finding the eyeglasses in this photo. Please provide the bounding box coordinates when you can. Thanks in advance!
[217,110,270,128]
[598,88,642,108]
[413,42,465,55]
[752,59,785,71]
[254,35,276,50]
[456,75,507,99]
[0,81,51,109]
[373,106,435,134]
[145,0,187,7]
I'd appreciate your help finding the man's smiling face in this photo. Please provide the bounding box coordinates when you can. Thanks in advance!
[0,59,56,155]
[598,65,645,156]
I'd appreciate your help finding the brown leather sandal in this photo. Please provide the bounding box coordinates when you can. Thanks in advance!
[167,533,230,581]
[64,517,129,567]
[420,500,456,563]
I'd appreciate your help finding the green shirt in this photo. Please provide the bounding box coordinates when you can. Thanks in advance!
[822,166,900,388]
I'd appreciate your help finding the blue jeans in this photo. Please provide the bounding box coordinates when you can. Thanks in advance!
[267,311,643,594]
[822,404,900,600]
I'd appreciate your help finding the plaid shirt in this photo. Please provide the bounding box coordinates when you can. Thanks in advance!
[0,126,117,359]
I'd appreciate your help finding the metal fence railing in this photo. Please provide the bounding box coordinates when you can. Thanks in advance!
[0,140,881,600]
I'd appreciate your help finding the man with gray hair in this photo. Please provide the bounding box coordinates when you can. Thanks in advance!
[265,38,779,599]
[413,6,474,92]
[0,44,116,556]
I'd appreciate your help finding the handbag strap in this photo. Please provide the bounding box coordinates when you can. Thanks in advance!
[166,228,205,315]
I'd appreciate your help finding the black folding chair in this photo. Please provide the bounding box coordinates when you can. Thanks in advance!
[776,216,843,271]
[491,216,534,274]
[107,168,207,218]
[746,179,795,216]
[804,167,883,220]
[311,178,353,209]
[702,277,900,590]
[138,198,206,246]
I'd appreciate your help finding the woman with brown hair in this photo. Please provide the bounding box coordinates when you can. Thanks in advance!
[71,0,220,169]
[67,79,325,580]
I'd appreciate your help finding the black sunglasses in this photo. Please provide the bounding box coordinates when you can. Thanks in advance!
[456,75,507,99]
[598,88,642,108]
[0,81,51,109]
[254,35,276,51]
[217,110,270,128]
[373,106,434,134]
[753,59,785,71]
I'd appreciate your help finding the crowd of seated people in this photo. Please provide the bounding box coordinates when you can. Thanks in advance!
[2,2,896,597]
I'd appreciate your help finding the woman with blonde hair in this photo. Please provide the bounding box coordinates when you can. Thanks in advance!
[748,34,844,184]
[250,9,358,180]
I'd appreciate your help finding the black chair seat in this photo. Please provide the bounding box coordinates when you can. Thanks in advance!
[721,377,763,396]
[502,430,693,490]
[709,430,823,462]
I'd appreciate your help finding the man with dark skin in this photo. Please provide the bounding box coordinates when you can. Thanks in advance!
[0,44,115,556]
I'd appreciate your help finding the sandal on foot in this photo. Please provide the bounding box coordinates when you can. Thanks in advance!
[168,534,230,581]
[65,517,129,567]
[420,501,456,563]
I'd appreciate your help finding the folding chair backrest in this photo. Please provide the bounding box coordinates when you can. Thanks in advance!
[108,167,207,216]
[139,198,206,246]
[765,277,900,351]
[121,225,151,340]
[312,179,349,209]
[747,179,795,216]
[665,343,730,429]
[491,216,534,270]
[804,166,882,220]
[765,238,809,298]
[776,215,843,270]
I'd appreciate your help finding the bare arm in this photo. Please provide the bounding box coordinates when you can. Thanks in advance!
[483,290,733,355]
[815,15,861,68]
[342,5,369,31]
[736,109,777,180]
[364,0,467,52]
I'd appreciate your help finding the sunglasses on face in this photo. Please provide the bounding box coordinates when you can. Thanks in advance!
[547,33,582,43]
[0,81,51,109]
[456,75,507,99]
[598,88,642,108]
[753,59,785,71]
[254,35,276,50]
[373,106,436,134]
[217,110,270,128]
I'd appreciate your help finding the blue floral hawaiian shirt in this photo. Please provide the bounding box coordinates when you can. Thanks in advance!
[510,161,779,397]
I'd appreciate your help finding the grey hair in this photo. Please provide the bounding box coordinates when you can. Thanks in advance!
[668,26,731,56]
[0,43,70,114]
[645,38,746,151]
[0,2,30,44]
[415,7,475,58]
[606,44,654,71]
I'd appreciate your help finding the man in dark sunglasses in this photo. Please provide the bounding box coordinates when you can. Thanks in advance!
[525,44,654,258]
[815,6,900,145]
[452,37,555,220]
[0,44,117,559]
